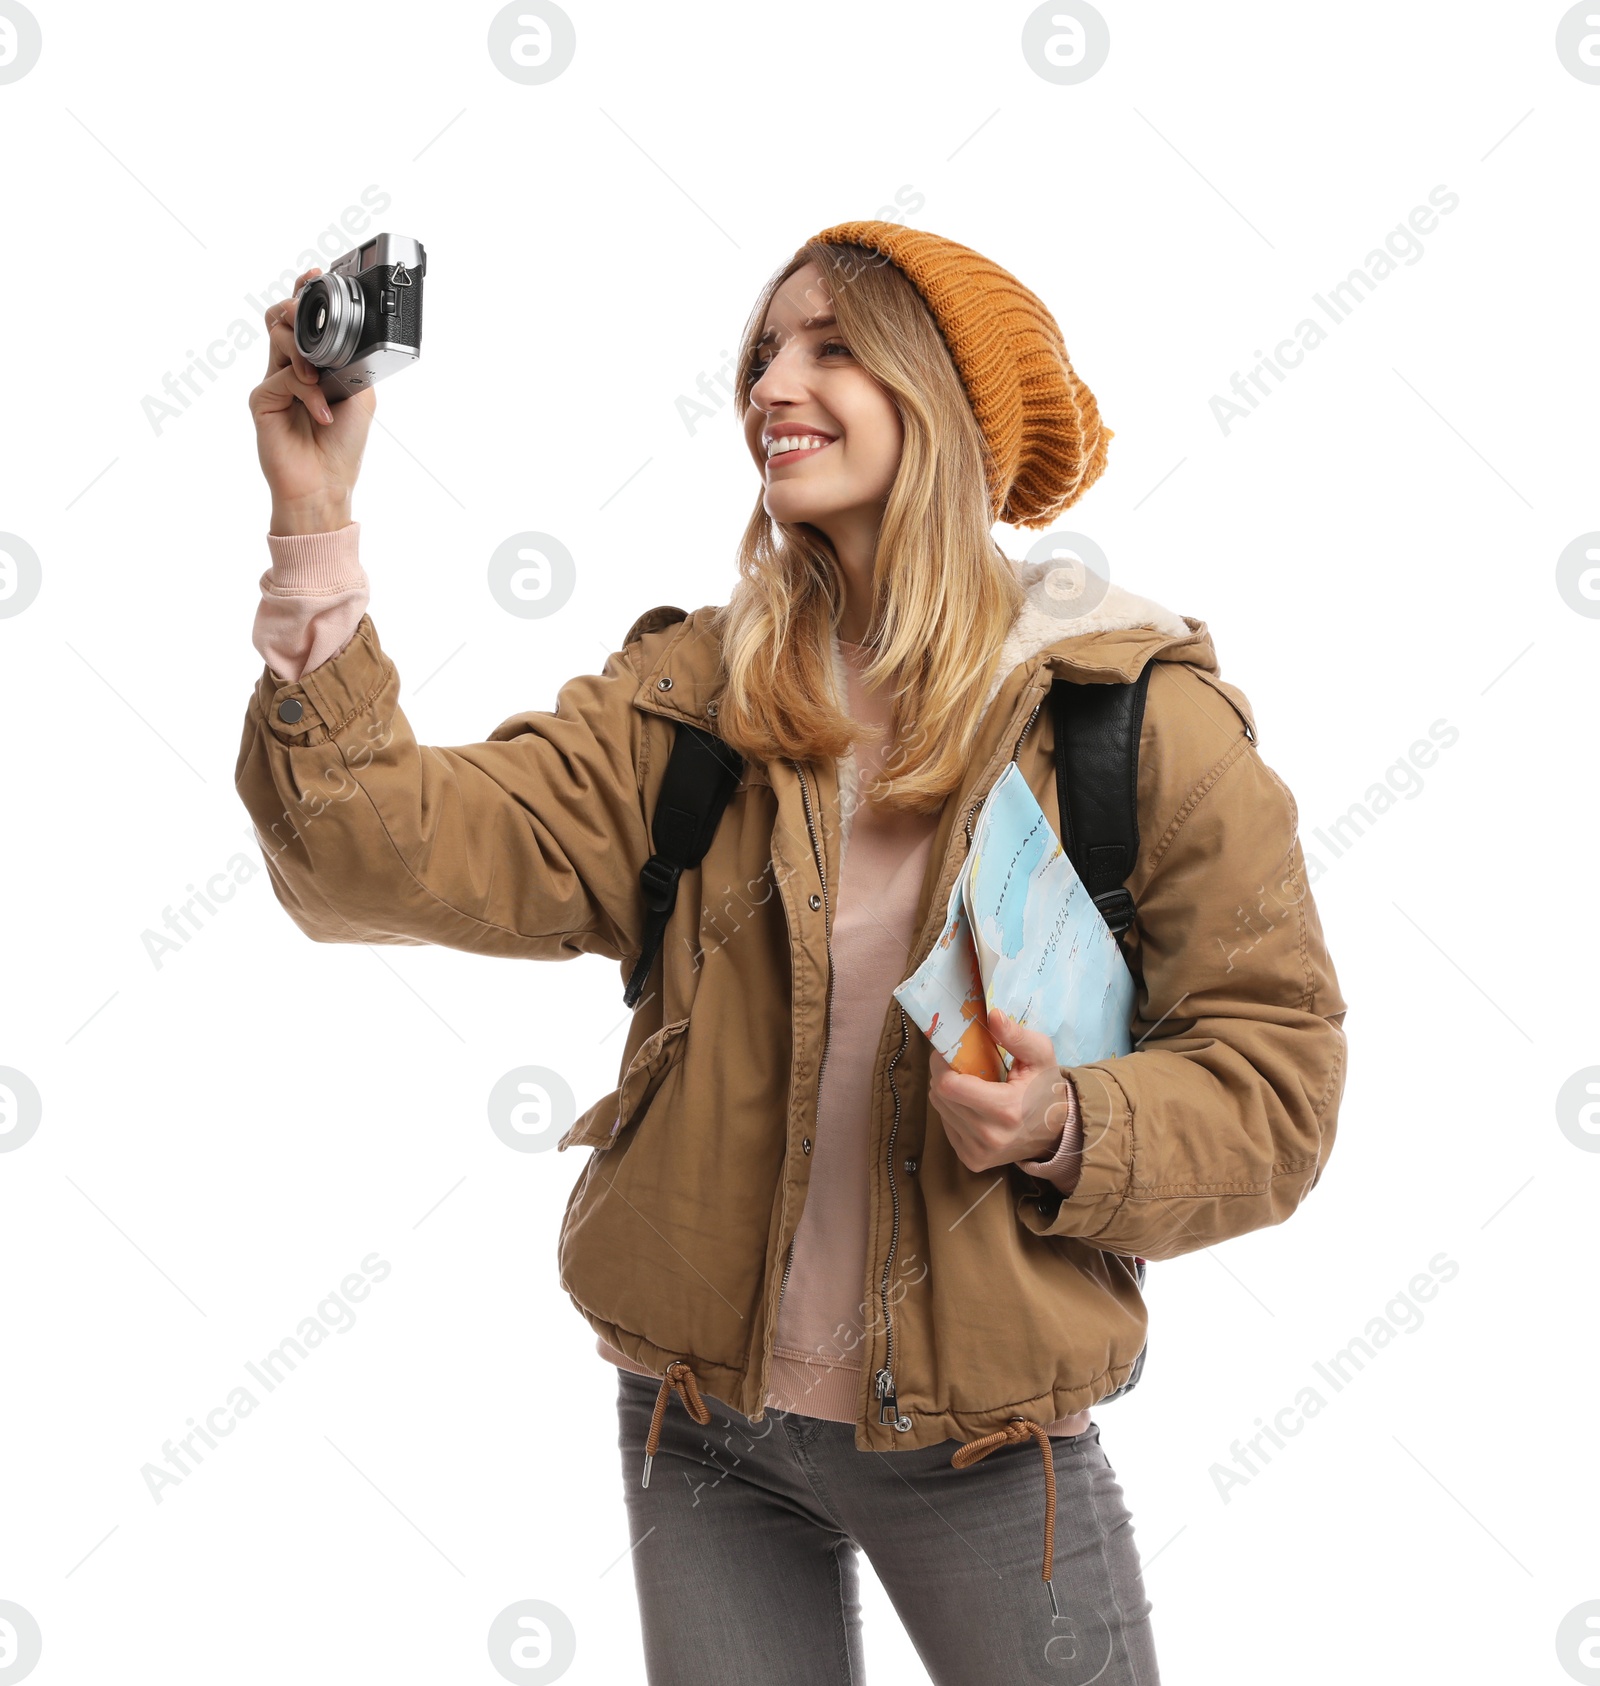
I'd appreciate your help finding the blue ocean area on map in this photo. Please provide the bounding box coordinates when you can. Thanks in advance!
[892,763,1135,1080]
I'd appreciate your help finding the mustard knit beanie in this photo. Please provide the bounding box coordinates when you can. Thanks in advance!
[803,220,1111,530]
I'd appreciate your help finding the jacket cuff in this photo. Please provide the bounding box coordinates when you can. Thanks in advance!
[254,611,390,746]
[1014,1061,1133,1239]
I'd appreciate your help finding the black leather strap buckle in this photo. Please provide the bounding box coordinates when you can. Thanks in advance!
[639,855,682,914]
[1093,886,1135,936]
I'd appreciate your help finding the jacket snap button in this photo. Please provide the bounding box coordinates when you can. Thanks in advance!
[808,893,821,911]
[802,1137,812,1153]
[904,1157,918,1174]
[277,698,304,724]
[657,676,673,691]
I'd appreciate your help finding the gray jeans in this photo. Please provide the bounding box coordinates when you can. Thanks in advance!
[615,1366,1161,1685]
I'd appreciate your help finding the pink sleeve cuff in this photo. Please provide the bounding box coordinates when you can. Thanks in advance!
[1015,1073,1084,1194]
[253,522,371,683]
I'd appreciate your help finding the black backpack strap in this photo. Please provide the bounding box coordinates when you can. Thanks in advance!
[1048,667,1155,1404]
[623,723,744,1008]
[1049,663,1153,938]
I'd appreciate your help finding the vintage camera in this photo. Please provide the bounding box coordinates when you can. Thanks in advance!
[294,232,426,404]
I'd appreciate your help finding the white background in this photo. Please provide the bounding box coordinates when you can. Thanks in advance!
[1,2,1597,1681]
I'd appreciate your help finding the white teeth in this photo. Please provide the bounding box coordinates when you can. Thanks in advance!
[767,434,831,458]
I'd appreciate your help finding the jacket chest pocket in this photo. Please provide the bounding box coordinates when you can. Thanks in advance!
[557,1016,691,1153]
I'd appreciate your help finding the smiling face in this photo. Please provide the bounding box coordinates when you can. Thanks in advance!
[741,261,904,548]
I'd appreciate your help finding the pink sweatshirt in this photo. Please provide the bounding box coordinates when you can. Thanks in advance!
[255,523,372,682]
[255,528,1090,1436]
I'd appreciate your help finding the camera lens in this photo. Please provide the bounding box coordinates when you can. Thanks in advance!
[294,273,364,370]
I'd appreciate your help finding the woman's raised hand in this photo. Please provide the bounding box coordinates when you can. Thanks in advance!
[249,266,377,536]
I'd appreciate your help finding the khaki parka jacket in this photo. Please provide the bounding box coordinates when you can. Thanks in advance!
[235,563,1348,1593]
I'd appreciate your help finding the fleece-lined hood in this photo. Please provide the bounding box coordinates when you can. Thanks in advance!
[824,561,1222,863]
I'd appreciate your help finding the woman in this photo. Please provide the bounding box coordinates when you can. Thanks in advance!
[240,221,1348,1684]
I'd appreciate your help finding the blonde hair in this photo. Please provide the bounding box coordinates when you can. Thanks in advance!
[708,240,1026,814]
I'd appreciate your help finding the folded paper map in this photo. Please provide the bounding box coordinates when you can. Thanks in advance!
[892,762,1135,1080]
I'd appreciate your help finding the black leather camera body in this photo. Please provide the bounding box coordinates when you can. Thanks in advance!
[293,232,426,404]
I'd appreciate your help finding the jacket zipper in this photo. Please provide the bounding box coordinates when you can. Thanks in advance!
[878,683,1050,1434]
[874,1005,912,1430]
[964,690,1046,848]
[778,760,835,1319]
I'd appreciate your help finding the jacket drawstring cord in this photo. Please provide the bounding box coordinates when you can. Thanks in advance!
[641,1369,1060,1609]
[951,1417,1059,1616]
[641,1359,712,1488]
